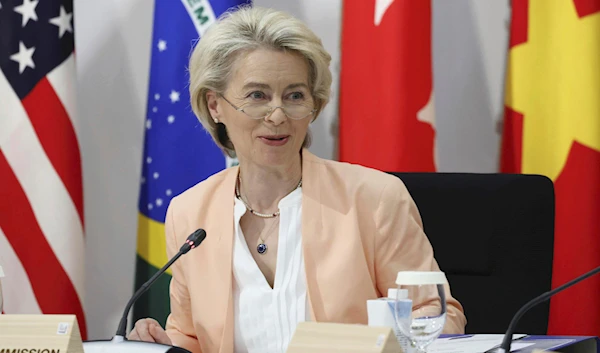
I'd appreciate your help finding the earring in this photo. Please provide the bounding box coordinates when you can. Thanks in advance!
[213,118,219,123]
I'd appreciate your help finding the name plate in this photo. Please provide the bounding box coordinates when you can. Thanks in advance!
[0,314,83,353]
[286,321,403,353]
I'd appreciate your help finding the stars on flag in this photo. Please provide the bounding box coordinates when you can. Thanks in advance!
[2,0,75,87]
[140,86,191,213]
[141,88,184,212]
[10,41,35,74]
[49,6,73,38]
[14,0,39,27]
[157,39,167,52]
[169,90,180,103]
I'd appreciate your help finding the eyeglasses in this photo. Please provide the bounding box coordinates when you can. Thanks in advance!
[219,94,316,120]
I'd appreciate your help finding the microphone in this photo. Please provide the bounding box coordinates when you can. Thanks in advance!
[83,228,207,353]
[115,228,207,338]
[499,264,600,353]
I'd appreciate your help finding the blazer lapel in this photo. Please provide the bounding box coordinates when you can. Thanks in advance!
[214,166,237,353]
[300,149,324,322]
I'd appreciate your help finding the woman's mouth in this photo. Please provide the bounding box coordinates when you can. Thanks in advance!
[259,135,290,146]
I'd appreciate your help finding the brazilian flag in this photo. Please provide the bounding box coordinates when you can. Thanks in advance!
[134,0,249,326]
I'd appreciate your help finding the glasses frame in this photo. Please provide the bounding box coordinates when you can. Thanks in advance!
[219,94,317,120]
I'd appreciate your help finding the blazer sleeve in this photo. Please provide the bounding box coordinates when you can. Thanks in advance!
[164,198,203,352]
[373,177,467,334]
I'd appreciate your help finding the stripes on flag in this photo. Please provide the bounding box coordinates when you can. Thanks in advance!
[0,0,86,338]
[21,77,84,224]
[0,150,83,321]
[0,228,43,315]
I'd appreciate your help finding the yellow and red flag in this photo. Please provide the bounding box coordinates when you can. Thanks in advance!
[501,0,600,335]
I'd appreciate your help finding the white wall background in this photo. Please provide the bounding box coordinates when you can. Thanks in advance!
[74,0,510,339]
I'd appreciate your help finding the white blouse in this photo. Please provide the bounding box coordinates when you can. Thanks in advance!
[232,187,309,353]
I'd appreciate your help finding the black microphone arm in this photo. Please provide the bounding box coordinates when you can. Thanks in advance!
[115,228,207,339]
[500,264,600,353]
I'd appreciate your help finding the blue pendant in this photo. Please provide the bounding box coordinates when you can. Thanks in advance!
[257,243,268,254]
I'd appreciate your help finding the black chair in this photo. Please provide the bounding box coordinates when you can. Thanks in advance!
[388,172,555,334]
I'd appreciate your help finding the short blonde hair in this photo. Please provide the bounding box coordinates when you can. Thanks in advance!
[188,5,332,157]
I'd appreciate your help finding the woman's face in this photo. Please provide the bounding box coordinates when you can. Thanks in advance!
[207,48,314,168]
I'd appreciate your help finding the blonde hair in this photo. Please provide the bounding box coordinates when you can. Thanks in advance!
[188,5,332,157]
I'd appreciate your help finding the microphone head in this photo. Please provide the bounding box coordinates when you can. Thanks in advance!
[181,228,206,253]
[187,228,206,245]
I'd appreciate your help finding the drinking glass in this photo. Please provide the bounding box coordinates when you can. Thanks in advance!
[394,271,448,353]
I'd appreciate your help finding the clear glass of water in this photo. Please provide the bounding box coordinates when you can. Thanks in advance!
[394,271,448,353]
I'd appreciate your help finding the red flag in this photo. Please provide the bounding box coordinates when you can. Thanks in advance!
[339,0,436,172]
[501,0,600,335]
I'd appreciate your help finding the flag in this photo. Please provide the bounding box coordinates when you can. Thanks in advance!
[501,0,600,335]
[0,0,86,337]
[0,265,4,313]
[133,0,251,326]
[338,0,436,172]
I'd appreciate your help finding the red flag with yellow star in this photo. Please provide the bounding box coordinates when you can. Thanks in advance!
[501,0,600,335]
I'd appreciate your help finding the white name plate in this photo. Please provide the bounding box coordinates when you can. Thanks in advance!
[0,314,83,353]
[287,321,403,353]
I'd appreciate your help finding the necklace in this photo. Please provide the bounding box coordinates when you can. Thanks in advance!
[235,174,302,218]
[235,173,302,254]
[254,218,279,255]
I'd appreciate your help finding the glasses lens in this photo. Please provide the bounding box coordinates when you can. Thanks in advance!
[285,104,313,119]
[243,104,271,119]
[242,104,313,120]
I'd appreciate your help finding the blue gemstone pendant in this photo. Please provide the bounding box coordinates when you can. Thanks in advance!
[257,243,268,254]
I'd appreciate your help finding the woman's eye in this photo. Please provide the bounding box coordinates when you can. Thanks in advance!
[288,92,305,100]
[247,91,266,100]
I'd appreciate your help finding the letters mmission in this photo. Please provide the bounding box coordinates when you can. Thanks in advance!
[0,349,60,353]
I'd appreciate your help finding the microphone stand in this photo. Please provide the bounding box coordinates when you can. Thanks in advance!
[499,265,600,353]
[83,229,206,353]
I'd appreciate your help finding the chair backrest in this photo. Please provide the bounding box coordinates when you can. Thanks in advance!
[388,172,554,334]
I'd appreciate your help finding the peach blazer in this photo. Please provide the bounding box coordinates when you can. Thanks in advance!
[163,149,466,353]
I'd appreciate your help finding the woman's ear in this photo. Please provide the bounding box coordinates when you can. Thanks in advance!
[206,91,220,123]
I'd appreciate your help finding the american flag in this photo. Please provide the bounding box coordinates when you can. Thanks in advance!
[0,0,86,338]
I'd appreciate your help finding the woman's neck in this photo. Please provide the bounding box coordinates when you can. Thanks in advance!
[237,156,302,214]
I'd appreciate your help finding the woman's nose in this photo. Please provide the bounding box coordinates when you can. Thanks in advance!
[265,106,287,125]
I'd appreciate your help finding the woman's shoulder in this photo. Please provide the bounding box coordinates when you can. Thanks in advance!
[316,155,407,190]
[306,152,410,203]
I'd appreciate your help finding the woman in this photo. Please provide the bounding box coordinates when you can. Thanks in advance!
[129,5,466,352]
